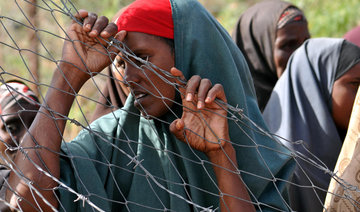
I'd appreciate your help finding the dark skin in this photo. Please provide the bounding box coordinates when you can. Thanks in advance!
[169,72,255,211]
[332,63,360,140]
[6,10,122,211]
[120,32,176,118]
[0,102,38,164]
[110,7,130,97]
[273,21,310,77]
[111,55,130,96]
[120,31,254,210]
[7,10,255,211]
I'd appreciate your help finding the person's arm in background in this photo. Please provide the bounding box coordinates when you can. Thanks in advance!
[170,68,255,212]
[6,10,124,211]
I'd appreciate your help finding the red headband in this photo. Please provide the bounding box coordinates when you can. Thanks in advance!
[277,7,306,29]
[116,0,174,39]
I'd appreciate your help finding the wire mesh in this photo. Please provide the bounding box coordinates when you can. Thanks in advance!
[0,0,358,211]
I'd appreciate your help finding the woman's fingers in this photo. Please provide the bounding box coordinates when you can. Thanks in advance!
[74,9,88,21]
[169,119,186,142]
[170,68,227,110]
[89,15,109,37]
[75,10,116,39]
[170,67,187,96]
[100,23,118,38]
[205,84,227,104]
[185,76,227,109]
[197,78,212,109]
[107,31,127,60]
[82,12,98,32]
[116,30,127,42]
[185,75,201,102]
[76,10,119,49]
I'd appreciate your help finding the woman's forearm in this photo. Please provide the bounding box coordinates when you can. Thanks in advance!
[207,142,256,212]
[5,9,121,210]
[6,65,85,211]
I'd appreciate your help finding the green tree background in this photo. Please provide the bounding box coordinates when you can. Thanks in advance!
[0,0,359,139]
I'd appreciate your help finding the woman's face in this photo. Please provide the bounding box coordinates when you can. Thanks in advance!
[273,21,310,77]
[0,102,38,163]
[120,32,175,118]
[332,63,360,133]
[111,55,131,96]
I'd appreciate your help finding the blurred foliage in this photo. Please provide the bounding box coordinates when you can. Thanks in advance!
[70,0,133,18]
[0,0,359,140]
[289,0,360,37]
[204,0,360,37]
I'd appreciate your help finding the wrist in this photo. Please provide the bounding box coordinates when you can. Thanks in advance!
[55,63,88,92]
[206,141,237,166]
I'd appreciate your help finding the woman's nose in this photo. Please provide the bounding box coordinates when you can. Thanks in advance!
[124,64,142,87]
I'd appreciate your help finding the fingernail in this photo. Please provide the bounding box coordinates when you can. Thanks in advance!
[85,24,91,29]
[197,101,204,109]
[101,31,109,37]
[176,121,182,129]
[90,30,97,36]
[205,97,211,103]
[186,93,192,101]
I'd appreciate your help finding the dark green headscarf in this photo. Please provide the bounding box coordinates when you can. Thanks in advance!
[58,0,294,211]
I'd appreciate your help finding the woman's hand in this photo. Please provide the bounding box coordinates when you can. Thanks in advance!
[6,10,127,211]
[60,9,126,85]
[169,67,255,211]
[169,67,229,155]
